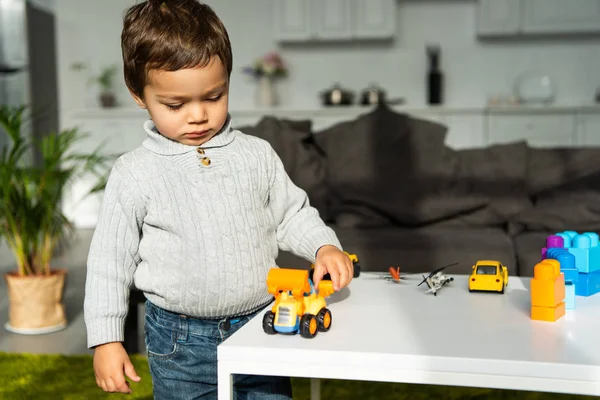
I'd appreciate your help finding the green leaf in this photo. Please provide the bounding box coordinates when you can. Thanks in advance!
[0,105,113,276]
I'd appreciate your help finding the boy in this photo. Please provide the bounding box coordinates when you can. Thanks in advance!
[83,0,353,398]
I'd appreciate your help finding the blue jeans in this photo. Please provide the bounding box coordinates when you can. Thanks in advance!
[144,300,293,400]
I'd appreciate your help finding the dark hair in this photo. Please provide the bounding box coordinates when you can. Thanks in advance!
[121,0,232,99]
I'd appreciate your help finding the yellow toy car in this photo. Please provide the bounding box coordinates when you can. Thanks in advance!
[468,260,508,294]
[263,268,334,338]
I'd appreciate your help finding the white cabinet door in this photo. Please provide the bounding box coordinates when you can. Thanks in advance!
[273,0,313,41]
[352,0,395,39]
[274,0,395,42]
[442,115,486,150]
[477,0,521,36]
[407,113,484,149]
[314,0,352,40]
[578,113,600,146]
[488,114,578,147]
[522,0,600,34]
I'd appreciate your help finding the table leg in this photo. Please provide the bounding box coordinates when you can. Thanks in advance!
[217,363,233,400]
[310,378,321,400]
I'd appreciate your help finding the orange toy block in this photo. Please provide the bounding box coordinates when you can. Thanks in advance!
[530,259,566,322]
[530,259,565,308]
[531,302,566,322]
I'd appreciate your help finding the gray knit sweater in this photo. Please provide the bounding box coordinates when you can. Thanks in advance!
[83,116,342,348]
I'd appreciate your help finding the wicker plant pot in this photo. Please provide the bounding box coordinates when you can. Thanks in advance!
[4,269,67,334]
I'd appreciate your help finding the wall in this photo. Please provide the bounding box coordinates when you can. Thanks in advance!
[54,0,600,128]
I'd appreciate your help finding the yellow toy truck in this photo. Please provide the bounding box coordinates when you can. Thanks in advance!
[468,260,508,294]
[262,268,334,338]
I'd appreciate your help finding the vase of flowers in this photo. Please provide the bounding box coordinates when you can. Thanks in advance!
[243,52,288,107]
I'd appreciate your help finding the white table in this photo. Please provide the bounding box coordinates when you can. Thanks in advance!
[217,273,600,400]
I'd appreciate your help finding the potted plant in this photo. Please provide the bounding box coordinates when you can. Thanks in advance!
[93,65,118,108]
[0,105,111,334]
[72,63,119,108]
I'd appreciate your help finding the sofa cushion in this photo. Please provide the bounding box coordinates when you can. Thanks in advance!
[513,231,549,277]
[432,141,532,228]
[276,225,517,276]
[526,147,600,195]
[512,170,600,232]
[314,105,489,227]
[237,116,329,218]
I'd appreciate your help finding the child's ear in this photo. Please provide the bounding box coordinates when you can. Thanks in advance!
[130,90,147,109]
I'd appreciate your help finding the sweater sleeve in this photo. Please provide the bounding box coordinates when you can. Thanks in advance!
[267,145,342,262]
[83,159,147,349]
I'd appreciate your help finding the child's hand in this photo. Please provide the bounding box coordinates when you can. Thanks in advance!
[313,245,354,291]
[93,342,141,394]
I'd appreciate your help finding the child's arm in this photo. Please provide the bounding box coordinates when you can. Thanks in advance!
[266,145,342,261]
[84,158,148,349]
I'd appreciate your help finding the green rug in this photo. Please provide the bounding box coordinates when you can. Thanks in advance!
[0,352,597,399]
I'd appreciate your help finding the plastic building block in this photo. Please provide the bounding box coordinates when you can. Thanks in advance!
[531,259,565,307]
[531,302,566,322]
[542,235,564,260]
[546,248,578,284]
[574,269,600,297]
[565,282,575,309]
[553,230,600,274]
[530,259,565,322]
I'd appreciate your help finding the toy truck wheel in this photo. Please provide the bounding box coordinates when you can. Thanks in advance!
[262,311,276,335]
[300,314,318,338]
[353,262,361,278]
[317,308,332,332]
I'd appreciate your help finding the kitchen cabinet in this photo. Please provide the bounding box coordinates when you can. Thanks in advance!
[273,0,396,42]
[522,0,600,34]
[476,0,521,36]
[441,114,486,149]
[578,113,600,146]
[272,0,312,41]
[477,0,600,37]
[315,0,353,40]
[487,113,578,148]
[351,0,396,39]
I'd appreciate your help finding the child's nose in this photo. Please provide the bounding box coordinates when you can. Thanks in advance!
[187,104,208,124]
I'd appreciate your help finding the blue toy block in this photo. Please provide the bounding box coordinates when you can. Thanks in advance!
[565,282,576,309]
[555,231,600,274]
[575,269,600,297]
[546,248,579,283]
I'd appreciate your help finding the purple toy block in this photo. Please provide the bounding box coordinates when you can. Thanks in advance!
[575,269,600,297]
[542,235,564,260]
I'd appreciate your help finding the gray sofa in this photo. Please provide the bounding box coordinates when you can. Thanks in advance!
[240,105,600,278]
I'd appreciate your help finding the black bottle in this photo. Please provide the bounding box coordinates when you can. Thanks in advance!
[427,45,443,105]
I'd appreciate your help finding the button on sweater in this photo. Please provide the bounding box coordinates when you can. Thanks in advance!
[83,116,342,348]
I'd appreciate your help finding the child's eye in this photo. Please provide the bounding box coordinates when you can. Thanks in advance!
[206,94,222,102]
[166,104,182,111]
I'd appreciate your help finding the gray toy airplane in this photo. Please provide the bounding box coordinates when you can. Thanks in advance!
[417,262,458,296]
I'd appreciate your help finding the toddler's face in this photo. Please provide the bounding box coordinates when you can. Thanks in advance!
[132,57,229,147]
